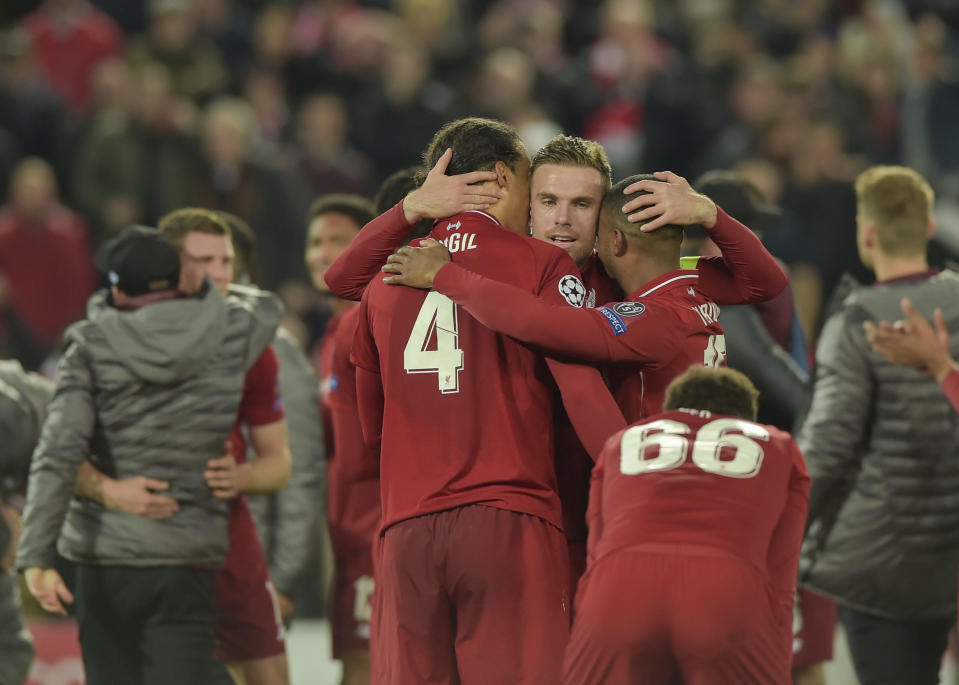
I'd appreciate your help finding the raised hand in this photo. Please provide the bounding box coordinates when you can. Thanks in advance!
[403,148,501,223]
[864,298,953,381]
[622,170,718,232]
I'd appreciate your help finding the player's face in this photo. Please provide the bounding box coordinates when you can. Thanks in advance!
[179,232,235,295]
[306,212,362,292]
[530,164,604,269]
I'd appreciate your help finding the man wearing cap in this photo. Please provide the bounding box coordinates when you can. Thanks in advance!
[15,225,282,685]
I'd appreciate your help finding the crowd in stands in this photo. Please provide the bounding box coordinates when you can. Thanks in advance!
[0,0,958,368]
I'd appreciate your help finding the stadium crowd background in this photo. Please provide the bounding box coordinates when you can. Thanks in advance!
[1,0,959,371]
[1,0,959,683]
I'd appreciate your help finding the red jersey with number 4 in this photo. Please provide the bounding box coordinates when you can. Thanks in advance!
[588,409,809,613]
[351,210,623,534]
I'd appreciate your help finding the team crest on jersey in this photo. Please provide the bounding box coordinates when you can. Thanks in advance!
[558,275,586,307]
[612,301,646,317]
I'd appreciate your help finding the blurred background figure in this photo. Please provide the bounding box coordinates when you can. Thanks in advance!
[0,157,94,370]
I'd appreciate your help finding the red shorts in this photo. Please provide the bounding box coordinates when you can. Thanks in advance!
[330,549,375,658]
[375,505,570,685]
[214,498,286,661]
[563,547,791,685]
[792,588,837,668]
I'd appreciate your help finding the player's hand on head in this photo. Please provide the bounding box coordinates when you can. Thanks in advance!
[204,442,250,499]
[382,239,451,289]
[403,148,501,223]
[102,476,179,520]
[622,170,718,231]
[24,567,74,616]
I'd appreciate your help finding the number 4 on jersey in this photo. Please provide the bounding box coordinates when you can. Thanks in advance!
[404,291,465,393]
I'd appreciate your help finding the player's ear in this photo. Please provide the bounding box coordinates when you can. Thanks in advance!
[612,228,629,257]
[493,161,510,189]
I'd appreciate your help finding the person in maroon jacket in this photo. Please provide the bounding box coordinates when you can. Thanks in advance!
[350,117,626,685]
[563,365,810,684]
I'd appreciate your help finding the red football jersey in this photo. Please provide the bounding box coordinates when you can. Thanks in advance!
[351,210,624,533]
[580,251,622,308]
[317,312,345,465]
[326,304,381,557]
[588,409,809,616]
[433,265,727,423]
[229,346,285,463]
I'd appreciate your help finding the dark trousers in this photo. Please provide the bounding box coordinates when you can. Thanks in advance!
[839,605,954,685]
[75,564,216,685]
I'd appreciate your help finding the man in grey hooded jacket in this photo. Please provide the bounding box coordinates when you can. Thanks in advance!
[15,225,282,685]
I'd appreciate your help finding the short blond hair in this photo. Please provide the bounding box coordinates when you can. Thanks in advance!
[158,207,231,248]
[855,166,934,255]
[531,135,612,192]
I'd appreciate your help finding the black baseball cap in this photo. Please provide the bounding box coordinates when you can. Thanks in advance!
[694,170,782,237]
[96,225,181,296]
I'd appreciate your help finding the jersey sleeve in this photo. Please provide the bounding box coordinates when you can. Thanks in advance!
[941,367,959,413]
[348,296,380,375]
[239,346,285,427]
[324,201,415,300]
[432,263,679,365]
[690,207,788,305]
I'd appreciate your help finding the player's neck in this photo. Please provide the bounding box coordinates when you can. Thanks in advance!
[871,251,930,282]
[614,257,676,296]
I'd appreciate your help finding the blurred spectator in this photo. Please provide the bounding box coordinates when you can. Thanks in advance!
[22,0,124,113]
[0,28,66,170]
[71,59,198,240]
[127,0,230,104]
[293,93,374,198]
[468,46,562,154]
[194,96,306,290]
[195,0,253,71]
[351,32,451,183]
[242,66,291,153]
[0,158,95,369]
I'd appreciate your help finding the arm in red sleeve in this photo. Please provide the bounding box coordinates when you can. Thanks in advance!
[766,442,810,628]
[940,366,959,413]
[354,366,383,451]
[694,206,788,305]
[325,201,415,300]
[546,358,626,462]
[333,374,380,481]
[433,263,640,364]
[585,449,608,565]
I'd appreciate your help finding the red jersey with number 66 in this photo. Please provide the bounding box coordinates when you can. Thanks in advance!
[587,409,810,617]
[351,210,623,534]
